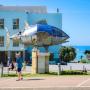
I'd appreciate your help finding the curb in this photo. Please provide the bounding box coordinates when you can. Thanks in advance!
[0,87,90,90]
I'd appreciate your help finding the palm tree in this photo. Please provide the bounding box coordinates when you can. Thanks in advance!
[59,46,76,63]
[84,50,90,54]
[84,50,90,60]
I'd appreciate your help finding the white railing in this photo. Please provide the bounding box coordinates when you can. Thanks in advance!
[49,63,90,72]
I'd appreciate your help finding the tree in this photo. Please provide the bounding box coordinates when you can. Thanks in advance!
[84,50,90,60]
[49,53,54,61]
[84,50,90,54]
[59,46,76,62]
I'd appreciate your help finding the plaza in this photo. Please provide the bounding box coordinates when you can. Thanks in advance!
[0,76,90,90]
[0,1,90,90]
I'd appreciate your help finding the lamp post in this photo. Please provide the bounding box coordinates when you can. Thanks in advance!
[0,62,3,77]
[21,46,26,71]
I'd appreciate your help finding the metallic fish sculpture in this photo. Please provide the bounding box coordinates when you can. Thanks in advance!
[10,24,69,47]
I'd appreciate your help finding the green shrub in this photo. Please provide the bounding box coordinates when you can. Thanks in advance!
[60,70,87,75]
[80,59,88,63]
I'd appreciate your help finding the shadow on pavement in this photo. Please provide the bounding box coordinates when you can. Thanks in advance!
[22,78,44,81]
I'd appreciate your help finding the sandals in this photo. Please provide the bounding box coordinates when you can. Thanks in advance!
[16,78,23,81]
[21,78,23,80]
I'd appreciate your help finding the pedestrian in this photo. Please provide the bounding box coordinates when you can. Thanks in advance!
[16,52,23,81]
[7,57,11,67]
[8,61,14,71]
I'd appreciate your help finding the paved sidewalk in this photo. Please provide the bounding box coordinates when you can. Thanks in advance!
[0,76,90,90]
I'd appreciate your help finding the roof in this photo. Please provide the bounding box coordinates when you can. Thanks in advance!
[0,6,47,13]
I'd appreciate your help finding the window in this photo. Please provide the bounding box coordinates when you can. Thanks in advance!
[0,19,4,29]
[13,39,19,47]
[13,19,19,29]
[0,36,4,46]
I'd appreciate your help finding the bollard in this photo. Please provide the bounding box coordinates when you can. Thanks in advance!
[58,63,61,75]
[0,63,4,77]
[62,67,63,71]
[83,65,87,73]
[83,65,85,72]
[70,66,72,71]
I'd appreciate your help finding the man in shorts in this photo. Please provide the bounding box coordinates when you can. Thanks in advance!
[16,52,23,81]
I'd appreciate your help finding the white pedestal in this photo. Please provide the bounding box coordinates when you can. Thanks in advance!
[31,48,50,74]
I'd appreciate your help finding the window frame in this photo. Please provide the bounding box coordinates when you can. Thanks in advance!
[0,19,4,29]
[13,18,19,29]
[0,36,4,47]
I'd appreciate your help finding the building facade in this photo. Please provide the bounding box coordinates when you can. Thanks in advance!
[0,6,62,65]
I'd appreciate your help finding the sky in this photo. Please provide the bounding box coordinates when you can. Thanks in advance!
[0,0,90,46]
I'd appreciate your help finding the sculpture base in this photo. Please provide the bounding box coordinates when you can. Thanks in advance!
[31,48,50,74]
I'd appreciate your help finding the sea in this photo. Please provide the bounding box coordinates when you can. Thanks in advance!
[73,46,90,61]
[48,45,90,61]
[26,45,90,61]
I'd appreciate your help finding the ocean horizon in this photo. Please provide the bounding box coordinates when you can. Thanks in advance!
[26,45,90,61]
[73,46,90,61]
[52,45,90,61]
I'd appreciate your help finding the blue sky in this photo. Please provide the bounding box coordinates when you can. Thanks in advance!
[0,0,90,46]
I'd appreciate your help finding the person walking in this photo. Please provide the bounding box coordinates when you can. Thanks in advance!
[16,52,23,81]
